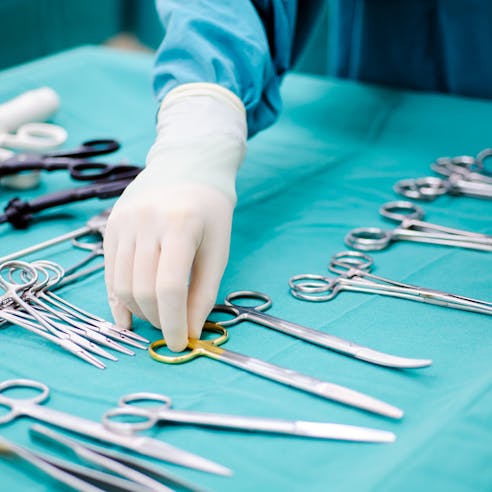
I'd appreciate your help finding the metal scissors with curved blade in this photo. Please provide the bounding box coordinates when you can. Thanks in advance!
[0,379,231,476]
[210,290,431,369]
[345,201,492,252]
[289,251,492,316]
[150,323,404,420]
[101,391,395,443]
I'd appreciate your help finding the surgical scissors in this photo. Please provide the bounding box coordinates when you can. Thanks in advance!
[102,391,395,443]
[0,379,231,476]
[211,291,431,369]
[0,139,142,182]
[345,201,492,252]
[289,251,492,316]
[150,323,404,419]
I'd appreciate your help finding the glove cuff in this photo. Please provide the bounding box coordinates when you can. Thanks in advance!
[146,83,247,202]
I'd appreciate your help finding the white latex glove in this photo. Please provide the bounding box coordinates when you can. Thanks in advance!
[104,83,247,351]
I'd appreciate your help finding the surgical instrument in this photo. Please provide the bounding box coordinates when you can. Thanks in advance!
[345,201,492,251]
[31,425,174,492]
[31,425,206,492]
[103,391,396,443]
[211,291,431,369]
[0,139,143,182]
[289,251,492,316]
[394,175,492,200]
[1,435,161,492]
[394,149,492,200]
[432,154,492,184]
[150,323,404,419]
[0,260,147,367]
[0,436,106,492]
[0,261,108,368]
[0,379,231,475]
[0,208,110,264]
[0,175,136,229]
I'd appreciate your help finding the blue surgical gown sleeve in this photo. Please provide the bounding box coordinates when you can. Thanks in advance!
[153,0,298,138]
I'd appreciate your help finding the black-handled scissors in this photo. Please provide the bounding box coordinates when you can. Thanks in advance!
[0,139,140,181]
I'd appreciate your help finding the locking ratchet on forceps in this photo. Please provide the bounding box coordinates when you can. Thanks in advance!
[210,291,431,369]
[289,251,492,316]
[345,201,492,252]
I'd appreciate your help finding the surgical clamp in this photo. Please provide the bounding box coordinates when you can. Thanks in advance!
[345,201,492,251]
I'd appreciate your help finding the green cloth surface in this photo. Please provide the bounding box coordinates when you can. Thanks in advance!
[0,47,491,491]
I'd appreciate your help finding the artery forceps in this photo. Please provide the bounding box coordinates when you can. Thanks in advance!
[150,323,404,420]
[102,391,395,443]
[210,291,431,369]
[345,201,492,252]
[431,153,492,185]
[394,175,492,200]
[289,251,492,316]
[0,379,231,476]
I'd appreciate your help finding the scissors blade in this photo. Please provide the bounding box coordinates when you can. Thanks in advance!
[225,306,431,369]
[6,399,231,476]
[156,408,395,443]
[209,347,403,419]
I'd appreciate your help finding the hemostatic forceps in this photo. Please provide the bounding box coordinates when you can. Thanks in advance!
[289,251,492,316]
[394,149,492,200]
[345,201,492,252]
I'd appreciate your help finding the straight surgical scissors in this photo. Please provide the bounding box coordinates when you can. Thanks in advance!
[211,291,431,369]
[102,391,395,443]
[289,251,492,316]
[345,201,492,252]
[150,323,404,420]
[0,379,231,476]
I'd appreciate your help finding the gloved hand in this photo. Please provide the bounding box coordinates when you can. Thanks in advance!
[104,83,247,351]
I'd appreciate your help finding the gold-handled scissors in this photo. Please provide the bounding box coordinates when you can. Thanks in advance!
[150,323,403,420]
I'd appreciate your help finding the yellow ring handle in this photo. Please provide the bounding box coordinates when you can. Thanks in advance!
[149,322,229,364]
